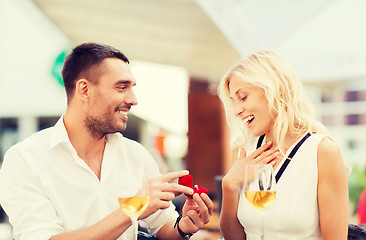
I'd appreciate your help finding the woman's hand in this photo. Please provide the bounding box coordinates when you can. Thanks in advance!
[222,141,279,192]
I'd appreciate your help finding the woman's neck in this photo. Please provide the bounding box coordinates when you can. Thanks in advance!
[264,130,307,152]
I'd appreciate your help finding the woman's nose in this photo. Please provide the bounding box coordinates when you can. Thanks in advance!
[234,103,244,117]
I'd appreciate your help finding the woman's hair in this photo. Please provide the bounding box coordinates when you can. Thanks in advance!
[218,49,328,153]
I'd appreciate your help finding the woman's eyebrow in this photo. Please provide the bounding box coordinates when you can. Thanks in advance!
[235,89,247,96]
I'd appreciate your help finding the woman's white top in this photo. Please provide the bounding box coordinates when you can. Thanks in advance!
[238,133,326,240]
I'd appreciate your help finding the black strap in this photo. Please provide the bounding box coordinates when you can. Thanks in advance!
[256,132,312,183]
[256,134,265,149]
[174,214,193,239]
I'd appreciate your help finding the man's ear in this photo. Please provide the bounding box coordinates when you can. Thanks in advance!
[75,79,90,103]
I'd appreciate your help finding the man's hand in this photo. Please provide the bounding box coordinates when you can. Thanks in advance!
[138,170,194,220]
[178,192,214,234]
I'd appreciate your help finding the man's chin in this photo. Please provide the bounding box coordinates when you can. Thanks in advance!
[116,123,127,133]
[118,127,127,133]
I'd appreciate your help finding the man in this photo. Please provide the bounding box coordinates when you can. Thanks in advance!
[0,43,213,240]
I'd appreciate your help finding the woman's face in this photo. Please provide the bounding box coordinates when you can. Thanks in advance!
[228,75,274,137]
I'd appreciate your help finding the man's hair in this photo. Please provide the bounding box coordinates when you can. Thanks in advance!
[61,42,129,103]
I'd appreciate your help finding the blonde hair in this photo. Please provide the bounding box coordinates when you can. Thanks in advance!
[218,49,328,154]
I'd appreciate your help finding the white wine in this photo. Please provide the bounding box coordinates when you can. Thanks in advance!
[245,191,276,210]
[118,196,150,217]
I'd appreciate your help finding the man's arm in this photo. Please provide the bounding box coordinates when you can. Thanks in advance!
[0,148,132,240]
[50,209,131,240]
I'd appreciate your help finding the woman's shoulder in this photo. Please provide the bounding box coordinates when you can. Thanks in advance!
[304,133,339,156]
[317,136,341,159]
[317,136,346,176]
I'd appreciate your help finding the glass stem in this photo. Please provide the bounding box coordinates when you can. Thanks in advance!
[132,217,138,240]
[260,211,264,240]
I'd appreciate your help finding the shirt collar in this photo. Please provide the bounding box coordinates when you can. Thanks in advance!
[49,115,124,149]
[105,131,123,145]
[49,115,72,150]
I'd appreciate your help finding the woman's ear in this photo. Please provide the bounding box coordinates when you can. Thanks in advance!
[75,79,89,103]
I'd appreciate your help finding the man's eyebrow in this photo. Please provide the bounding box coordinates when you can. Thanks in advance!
[115,80,136,86]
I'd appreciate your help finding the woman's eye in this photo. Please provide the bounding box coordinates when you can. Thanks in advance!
[241,96,247,101]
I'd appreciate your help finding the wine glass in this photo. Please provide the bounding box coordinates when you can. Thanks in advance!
[244,164,276,240]
[118,186,150,240]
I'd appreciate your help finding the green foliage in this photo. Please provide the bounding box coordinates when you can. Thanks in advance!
[348,165,366,213]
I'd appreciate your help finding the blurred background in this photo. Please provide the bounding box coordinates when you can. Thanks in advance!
[1,0,366,239]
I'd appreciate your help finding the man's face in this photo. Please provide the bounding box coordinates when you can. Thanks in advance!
[85,58,137,139]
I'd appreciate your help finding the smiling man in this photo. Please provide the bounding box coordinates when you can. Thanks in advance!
[0,43,213,240]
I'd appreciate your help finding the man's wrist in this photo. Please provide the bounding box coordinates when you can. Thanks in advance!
[174,214,193,239]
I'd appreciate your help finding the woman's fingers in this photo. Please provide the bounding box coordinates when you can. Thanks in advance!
[248,141,272,159]
[257,147,280,164]
[244,141,280,165]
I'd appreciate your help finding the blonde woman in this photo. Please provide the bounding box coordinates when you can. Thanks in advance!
[218,49,348,240]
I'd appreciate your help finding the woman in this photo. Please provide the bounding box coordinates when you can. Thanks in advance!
[218,49,348,240]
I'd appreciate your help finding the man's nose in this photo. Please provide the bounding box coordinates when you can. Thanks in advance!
[126,89,138,106]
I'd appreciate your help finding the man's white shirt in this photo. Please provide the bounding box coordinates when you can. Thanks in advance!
[0,117,178,240]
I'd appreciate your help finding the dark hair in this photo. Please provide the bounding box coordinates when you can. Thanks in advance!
[61,42,129,103]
